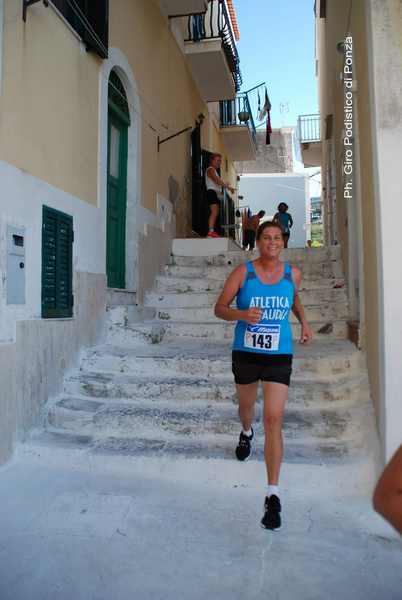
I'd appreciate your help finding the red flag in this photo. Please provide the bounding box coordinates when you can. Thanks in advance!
[266,109,272,145]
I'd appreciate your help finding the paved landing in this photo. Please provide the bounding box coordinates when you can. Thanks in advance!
[0,442,400,600]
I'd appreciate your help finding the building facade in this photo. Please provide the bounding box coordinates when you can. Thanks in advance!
[299,0,402,461]
[0,0,257,463]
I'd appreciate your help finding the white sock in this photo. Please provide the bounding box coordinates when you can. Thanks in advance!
[267,485,279,498]
[209,227,214,232]
[242,428,252,437]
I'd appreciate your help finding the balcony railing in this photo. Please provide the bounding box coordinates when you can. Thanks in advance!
[298,114,321,143]
[186,0,242,91]
[219,92,257,145]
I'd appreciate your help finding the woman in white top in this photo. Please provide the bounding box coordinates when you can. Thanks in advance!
[205,153,236,238]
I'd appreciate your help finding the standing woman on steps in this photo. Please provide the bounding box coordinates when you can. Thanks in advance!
[205,153,236,238]
[214,221,313,530]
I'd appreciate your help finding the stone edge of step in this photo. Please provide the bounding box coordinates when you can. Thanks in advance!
[39,425,372,464]
[64,368,369,389]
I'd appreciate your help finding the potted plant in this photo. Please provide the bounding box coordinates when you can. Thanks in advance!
[238,110,250,123]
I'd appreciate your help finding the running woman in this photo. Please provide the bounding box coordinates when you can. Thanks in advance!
[274,203,293,248]
[214,221,313,530]
[205,153,236,238]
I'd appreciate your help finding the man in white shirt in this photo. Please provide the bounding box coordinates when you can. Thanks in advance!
[205,153,236,238]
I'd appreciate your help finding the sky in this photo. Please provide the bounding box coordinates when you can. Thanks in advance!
[235,0,318,129]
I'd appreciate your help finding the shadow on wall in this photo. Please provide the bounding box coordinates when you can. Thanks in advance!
[137,217,176,305]
[168,174,191,238]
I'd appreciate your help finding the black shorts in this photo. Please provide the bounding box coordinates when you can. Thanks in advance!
[232,351,292,386]
[206,189,220,206]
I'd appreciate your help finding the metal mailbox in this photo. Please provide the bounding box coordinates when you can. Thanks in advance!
[6,225,26,305]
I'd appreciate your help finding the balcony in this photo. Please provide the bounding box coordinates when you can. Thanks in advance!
[219,93,257,161]
[184,0,241,102]
[297,114,322,167]
[158,0,208,17]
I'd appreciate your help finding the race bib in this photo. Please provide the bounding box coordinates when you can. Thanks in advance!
[244,324,281,352]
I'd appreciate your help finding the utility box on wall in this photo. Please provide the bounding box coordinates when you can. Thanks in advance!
[6,226,26,305]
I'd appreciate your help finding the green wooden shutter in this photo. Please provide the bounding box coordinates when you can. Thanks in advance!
[42,206,74,319]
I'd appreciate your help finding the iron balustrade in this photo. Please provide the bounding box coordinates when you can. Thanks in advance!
[187,0,242,91]
[219,92,257,147]
[219,188,237,239]
[297,114,321,143]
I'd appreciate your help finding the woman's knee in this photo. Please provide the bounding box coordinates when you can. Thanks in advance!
[263,412,283,432]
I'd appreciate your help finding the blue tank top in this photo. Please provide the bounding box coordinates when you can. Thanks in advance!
[276,213,292,234]
[233,261,295,356]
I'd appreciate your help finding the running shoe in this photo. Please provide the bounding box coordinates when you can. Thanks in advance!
[260,495,281,530]
[235,428,253,461]
[207,231,220,238]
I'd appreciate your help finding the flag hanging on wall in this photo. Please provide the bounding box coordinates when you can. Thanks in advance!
[259,88,272,145]
[266,107,272,145]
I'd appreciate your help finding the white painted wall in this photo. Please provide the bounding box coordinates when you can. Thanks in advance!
[368,0,402,460]
[239,173,309,248]
[0,0,3,96]
[0,160,105,342]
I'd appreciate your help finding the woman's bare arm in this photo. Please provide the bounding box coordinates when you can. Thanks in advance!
[214,265,261,325]
[206,167,235,194]
[373,445,402,534]
[291,267,313,344]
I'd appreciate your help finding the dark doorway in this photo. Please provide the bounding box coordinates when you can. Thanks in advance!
[191,129,235,238]
[191,124,207,237]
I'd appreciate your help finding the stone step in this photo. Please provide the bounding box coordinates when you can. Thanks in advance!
[108,319,349,346]
[170,246,342,264]
[48,395,372,448]
[164,262,344,280]
[152,303,349,323]
[155,274,346,294]
[171,237,240,257]
[145,288,348,309]
[170,255,342,270]
[82,340,365,383]
[64,370,370,408]
[106,288,137,308]
[37,426,370,464]
[107,305,156,327]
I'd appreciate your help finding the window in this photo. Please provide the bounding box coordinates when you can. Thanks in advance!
[51,0,109,59]
[42,206,74,318]
[108,70,130,125]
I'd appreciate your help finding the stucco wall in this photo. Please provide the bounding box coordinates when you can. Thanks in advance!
[0,271,106,465]
[318,0,402,460]
[368,0,402,459]
[0,0,231,233]
[0,342,16,462]
[0,0,100,205]
[352,0,381,425]
[236,129,294,175]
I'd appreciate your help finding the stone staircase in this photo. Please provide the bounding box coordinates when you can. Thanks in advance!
[40,242,378,466]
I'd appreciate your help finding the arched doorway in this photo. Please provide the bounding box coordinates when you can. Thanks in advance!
[106,70,130,289]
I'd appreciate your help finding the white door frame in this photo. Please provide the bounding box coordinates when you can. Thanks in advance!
[98,47,142,292]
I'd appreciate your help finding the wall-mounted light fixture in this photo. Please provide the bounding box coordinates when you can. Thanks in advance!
[336,41,345,54]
